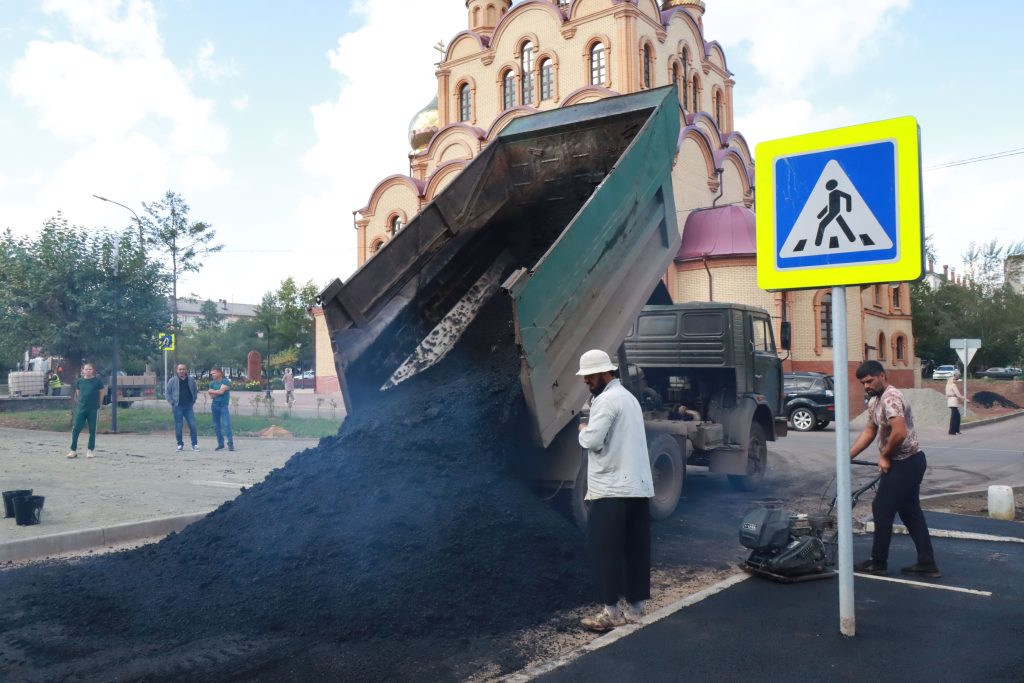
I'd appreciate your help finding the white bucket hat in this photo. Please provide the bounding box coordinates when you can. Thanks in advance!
[577,349,617,376]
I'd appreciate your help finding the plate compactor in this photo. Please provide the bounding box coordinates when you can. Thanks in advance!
[739,462,881,583]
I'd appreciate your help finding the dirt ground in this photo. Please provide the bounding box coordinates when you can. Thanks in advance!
[920,377,1024,420]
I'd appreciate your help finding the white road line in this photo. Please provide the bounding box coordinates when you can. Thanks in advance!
[865,522,1024,544]
[855,573,992,596]
[499,573,750,682]
[190,480,246,489]
[925,446,1023,453]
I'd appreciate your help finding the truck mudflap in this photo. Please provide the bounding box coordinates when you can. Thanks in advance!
[319,87,682,445]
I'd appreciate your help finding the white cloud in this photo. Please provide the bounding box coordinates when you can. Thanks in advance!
[193,39,238,83]
[231,94,250,112]
[295,0,464,282]
[4,0,229,235]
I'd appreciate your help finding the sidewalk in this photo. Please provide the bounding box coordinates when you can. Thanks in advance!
[0,427,315,563]
[527,511,1024,682]
[129,387,348,420]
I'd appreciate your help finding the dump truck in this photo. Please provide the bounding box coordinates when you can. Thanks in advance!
[319,86,786,525]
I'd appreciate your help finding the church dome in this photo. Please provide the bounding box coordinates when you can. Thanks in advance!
[408,95,439,151]
[676,205,755,261]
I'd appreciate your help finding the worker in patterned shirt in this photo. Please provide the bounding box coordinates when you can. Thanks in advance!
[849,360,940,579]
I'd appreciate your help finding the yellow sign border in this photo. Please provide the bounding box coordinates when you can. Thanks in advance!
[755,116,923,291]
[159,333,175,351]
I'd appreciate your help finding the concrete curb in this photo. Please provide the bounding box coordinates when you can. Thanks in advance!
[0,512,207,563]
[961,409,1024,429]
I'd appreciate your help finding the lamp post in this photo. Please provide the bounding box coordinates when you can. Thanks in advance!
[294,342,302,385]
[92,195,144,255]
[256,327,271,399]
[110,236,121,433]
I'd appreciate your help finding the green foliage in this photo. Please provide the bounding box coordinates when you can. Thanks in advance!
[197,299,223,330]
[0,214,170,378]
[253,277,318,369]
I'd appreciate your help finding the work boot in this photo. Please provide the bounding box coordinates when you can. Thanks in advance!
[854,558,888,575]
[86,450,95,459]
[901,562,941,579]
[67,450,78,459]
[581,608,626,633]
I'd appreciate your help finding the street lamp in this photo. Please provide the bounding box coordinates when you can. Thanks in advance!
[295,342,302,384]
[92,195,144,255]
[110,235,121,433]
[256,327,271,399]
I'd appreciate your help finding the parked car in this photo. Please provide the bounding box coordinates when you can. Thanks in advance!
[975,367,1022,380]
[931,365,958,380]
[783,371,835,432]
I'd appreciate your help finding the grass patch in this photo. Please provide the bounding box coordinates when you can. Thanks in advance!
[0,408,341,439]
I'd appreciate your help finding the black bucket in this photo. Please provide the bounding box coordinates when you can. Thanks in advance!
[2,489,32,518]
[13,495,44,526]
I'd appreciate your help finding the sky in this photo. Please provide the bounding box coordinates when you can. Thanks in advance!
[1,0,1022,305]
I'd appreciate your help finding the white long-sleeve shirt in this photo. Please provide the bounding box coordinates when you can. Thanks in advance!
[578,378,654,500]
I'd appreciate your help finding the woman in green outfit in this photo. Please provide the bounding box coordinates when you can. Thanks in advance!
[68,363,105,459]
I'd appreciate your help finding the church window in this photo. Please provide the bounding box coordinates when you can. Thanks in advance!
[681,48,690,109]
[896,335,906,362]
[820,292,833,348]
[672,62,680,89]
[590,42,606,86]
[458,83,472,122]
[642,44,652,89]
[369,238,384,256]
[878,332,886,360]
[540,58,554,100]
[892,285,902,310]
[714,91,723,126]
[691,76,699,111]
[390,215,403,235]
[521,41,535,105]
[502,69,515,110]
[556,0,570,10]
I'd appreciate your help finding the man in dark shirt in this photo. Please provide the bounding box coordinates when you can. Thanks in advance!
[68,363,105,459]
[166,363,200,452]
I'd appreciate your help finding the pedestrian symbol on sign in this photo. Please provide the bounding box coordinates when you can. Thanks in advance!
[780,159,893,259]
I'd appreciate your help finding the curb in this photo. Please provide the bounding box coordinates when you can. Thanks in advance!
[0,512,207,564]
[961,409,1024,429]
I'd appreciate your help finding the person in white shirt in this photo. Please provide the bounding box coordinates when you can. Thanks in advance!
[945,371,963,435]
[576,349,654,632]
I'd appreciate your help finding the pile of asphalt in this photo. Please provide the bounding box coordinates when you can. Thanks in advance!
[972,390,1021,409]
[0,298,593,681]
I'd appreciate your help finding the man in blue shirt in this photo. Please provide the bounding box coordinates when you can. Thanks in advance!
[207,367,234,452]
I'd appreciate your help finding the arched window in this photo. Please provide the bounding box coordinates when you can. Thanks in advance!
[458,83,471,122]
[521,41,534,105]
[556,0,570,10]
[486,4,496,24]
[896,336,906,362]
[590,42,606,86]
[820,292,833,348]
[502,69,515,110]
[672,62,680,89]
[878,332,886,360]
[369,238,384,256]
[642,44,652,89]
[681,47,690,110]
[714,91,723,126]
[691,76,699,111]
[539,58,554,100]
[389,215,403,235]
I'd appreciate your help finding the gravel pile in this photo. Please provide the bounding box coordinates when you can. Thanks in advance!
[0,297,593,681]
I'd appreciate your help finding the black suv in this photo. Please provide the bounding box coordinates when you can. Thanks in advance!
[783,372,835,432]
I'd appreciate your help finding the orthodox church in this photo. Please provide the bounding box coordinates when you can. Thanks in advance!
[312,0,917,405]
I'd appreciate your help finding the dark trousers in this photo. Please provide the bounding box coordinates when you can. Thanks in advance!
[871,451,935,564]
[587,497,651,605]
[948,407,961,435]
[71,408,97,451]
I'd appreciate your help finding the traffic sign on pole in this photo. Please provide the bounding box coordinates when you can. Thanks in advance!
[756,116,924,290]
[158,333,175,351]
[950,338,981,417]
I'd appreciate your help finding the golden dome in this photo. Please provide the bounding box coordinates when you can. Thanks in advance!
[408,96,439,151]
[662,0,706,10]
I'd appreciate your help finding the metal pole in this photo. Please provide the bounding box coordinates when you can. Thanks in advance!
[164,349,168,400]
[111,237,120,433]
[962,340,969,417]
[831,285,855,636]
[264,327,272,399]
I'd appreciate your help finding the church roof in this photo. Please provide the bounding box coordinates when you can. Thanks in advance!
[675,205,755,261]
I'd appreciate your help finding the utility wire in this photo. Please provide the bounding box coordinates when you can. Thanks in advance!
[924,147,1024,171]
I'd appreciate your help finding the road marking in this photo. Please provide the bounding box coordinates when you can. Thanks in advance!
[925,446,1023,453]
[865,522,1024,544]
[499,573,750,682]
[190,480,246,490]
[855,573,992,596]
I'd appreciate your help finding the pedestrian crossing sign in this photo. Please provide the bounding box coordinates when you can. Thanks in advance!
[755,116,924,290]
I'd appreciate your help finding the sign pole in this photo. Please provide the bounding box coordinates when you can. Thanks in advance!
[962,340,969,418]
[831,286,855,636]
[163,349,168,398]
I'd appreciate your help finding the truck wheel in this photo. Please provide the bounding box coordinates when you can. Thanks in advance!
[571,453,590,530]
[647,432,684,520]
[789,407,816,432]
[729,423,767,492]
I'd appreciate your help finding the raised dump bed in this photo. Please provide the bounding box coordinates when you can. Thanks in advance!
[319,86,682,447]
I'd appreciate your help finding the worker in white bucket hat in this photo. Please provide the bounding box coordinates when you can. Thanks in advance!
[576,349,654,632]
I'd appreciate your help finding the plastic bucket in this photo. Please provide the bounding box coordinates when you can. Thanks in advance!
[2,489,33,518]
[13,495,44,526]
[988,485,1015,521]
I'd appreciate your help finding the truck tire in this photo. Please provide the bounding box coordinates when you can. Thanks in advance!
[728,423,767,492]
[789,407,816,432]
[647,432,685,520]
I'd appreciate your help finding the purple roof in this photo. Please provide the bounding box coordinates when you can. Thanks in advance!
[675,205,755,261]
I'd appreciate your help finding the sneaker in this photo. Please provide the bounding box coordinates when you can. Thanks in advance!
[191,445,200,452]
[176,444,184,452]
[66,450,78,459]
[228,444,235,452]
[901,563,941,579]
[854,558,888,575]
[580,609,626,633]
[86,450,95,459]
[215,445,225,452]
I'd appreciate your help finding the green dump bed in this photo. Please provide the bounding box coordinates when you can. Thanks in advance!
[319,86,682,447]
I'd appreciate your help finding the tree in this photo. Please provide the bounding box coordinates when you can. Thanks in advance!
[197,299,223,331]
[0,214,170,382]
[142,191,222,362]
[252,277,318,371]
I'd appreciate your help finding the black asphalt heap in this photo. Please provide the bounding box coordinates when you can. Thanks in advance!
[0,298,593,681]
